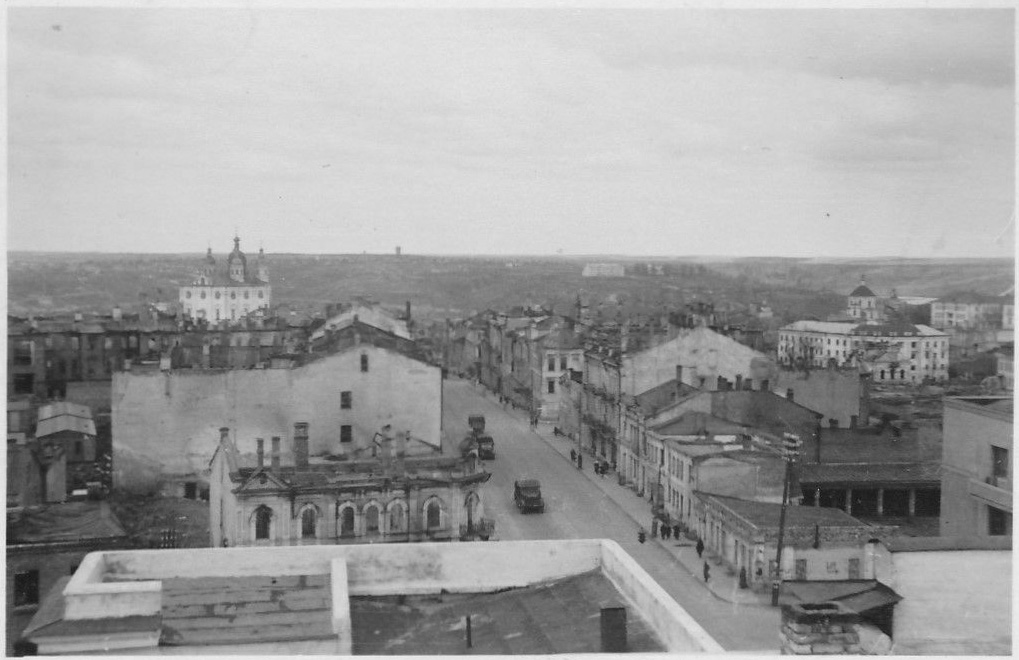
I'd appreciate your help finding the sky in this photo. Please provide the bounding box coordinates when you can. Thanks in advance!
[6,4,1016,258]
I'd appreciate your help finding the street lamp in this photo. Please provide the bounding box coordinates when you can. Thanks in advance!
[771,432,802,607]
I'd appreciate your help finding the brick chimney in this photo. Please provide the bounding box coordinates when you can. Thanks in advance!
[270,437,281,470]
[294,422,309,468]
[780,602,862,654]
[256,437,264,468]
[675,365,683,386]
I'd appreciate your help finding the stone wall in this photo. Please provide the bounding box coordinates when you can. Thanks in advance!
[780,601,862,655]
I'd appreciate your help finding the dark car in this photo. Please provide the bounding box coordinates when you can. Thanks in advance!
[477,436,495,460]
[514,479,545,513]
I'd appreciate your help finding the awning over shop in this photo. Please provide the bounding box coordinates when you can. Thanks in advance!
[784,580,902,614]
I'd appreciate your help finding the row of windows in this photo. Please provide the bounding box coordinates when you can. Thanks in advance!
[252,498,444,540]
[186,289,265,300]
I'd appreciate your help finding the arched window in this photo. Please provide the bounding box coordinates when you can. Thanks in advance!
[301,508,317,538]
[258,291,264,299]
[425,499,442,530]
[231,291,237,299]
[200,291,207,299]
[389,501,406,533]
[365,504,380,534]
[254,506,272,540]
[215,291,221,299]
[339,505,356,537]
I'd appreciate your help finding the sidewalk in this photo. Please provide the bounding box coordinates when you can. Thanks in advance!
[526,417,771,608]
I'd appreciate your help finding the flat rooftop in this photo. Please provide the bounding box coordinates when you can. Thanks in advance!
[350,571,665,655]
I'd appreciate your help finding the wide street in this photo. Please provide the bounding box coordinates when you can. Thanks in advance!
[443,378,780,652]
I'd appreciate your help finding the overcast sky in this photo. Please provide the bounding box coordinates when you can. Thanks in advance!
[7,5,1015,258]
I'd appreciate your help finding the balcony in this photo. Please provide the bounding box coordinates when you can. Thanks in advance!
[968,476,1012,510]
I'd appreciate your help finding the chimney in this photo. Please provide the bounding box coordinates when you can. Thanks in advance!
[256,438,264,468]
[271,436,281,470]
[294,422,309,468]
[405,301,411,320]
[675,365,683,386]
[220,427,230,445]
[113,306,122,322]
[786,388,794,402]
[74,312,83,322]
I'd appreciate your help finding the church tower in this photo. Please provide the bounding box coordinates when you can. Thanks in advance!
[227,236,247,283]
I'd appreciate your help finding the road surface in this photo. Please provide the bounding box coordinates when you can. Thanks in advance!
[443,378,780,652]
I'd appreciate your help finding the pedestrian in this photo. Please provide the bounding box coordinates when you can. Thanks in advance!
[703,562,711,583]
[663,524,671,540]
[598,461,605,478]
[651,518,659,538]
[570,448,576,462]
[696,538,704,558]
[577,454,583,470]
[672,524,681,540]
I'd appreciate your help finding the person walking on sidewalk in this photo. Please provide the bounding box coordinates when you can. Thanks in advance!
[662,524,671,541]
[696,538,704,558]
[672,523,681,540]
[703,562,711,583]
[570,448,576,462]
[651,518,659,539]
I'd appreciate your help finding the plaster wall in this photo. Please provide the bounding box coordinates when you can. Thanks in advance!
[773,369,863,428]
[624,327,771,395]
[889,550,1011,654]
[113,347,440,492]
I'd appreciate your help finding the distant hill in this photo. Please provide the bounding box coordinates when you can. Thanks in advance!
[6,252,1013,326]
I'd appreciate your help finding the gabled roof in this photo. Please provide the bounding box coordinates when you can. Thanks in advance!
[8,501,128,544]
[696,492,874,530]
[36,402,96,438]
[654,411,748,437]
[849,284,878,298]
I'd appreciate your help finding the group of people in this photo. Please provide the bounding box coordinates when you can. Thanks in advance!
[650,518,682,541]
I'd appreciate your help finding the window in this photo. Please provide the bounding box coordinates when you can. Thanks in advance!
[992,446,1009,478]
[547,379,555,394]
[360,354,369,372]
[231,292,236,299]
[14,570,39,607]
[301,508,316,538]
[254,506,272,540]
[548,357,556,371]
[848,558,860,579]
[201,291,207,299]
[389,502,406,533]
[560,357,567,370]
[75,440,83,457]
[426,501,442,529]
[340,425,352,443]
[215,291,221,299]
[185,291,192,299]
[988,506,1011,536]
[365,506,380,534]
[13,374,34,395]
[258,291,264,299]
[341,391,352,409]
[71,337,80,350]
[244,291,249,299]
[340,507,355,536]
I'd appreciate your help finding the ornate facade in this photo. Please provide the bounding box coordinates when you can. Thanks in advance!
[179,237,271,322]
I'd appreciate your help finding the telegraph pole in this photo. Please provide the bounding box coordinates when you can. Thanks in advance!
[772,433,802,606]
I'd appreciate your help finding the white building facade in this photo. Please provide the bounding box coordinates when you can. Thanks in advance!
[778,320,949,383]
[179,237,272,322]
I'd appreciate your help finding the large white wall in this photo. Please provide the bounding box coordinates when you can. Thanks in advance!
[890,550,1011,654]
[113,346,441,492]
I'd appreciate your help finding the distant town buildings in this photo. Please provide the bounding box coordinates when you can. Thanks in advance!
[178,236,271,322]
[930,292,1008,330]
[778,320,949,383]
[582,263,625,278]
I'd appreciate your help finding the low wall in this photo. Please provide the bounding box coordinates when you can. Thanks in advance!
[63,553,161,621]
[600,540,723,653]
[97,539,602,595]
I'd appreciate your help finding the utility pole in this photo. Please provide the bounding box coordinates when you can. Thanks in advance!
[772,433,802,606]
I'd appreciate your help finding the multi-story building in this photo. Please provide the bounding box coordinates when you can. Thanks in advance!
[583,324,776,467]
[531,326,583,421]
[777,320,949,383]
[179,237,271,322]
[939,396,1013,538]
[210,424,491,547]
[112,320,443,495]
[930,292,1007,330]
[847,279,884,322]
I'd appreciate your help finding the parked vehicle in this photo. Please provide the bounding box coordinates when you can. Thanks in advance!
[468,414,486,434]
[514,479,545,513]
[476,435,495,460]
